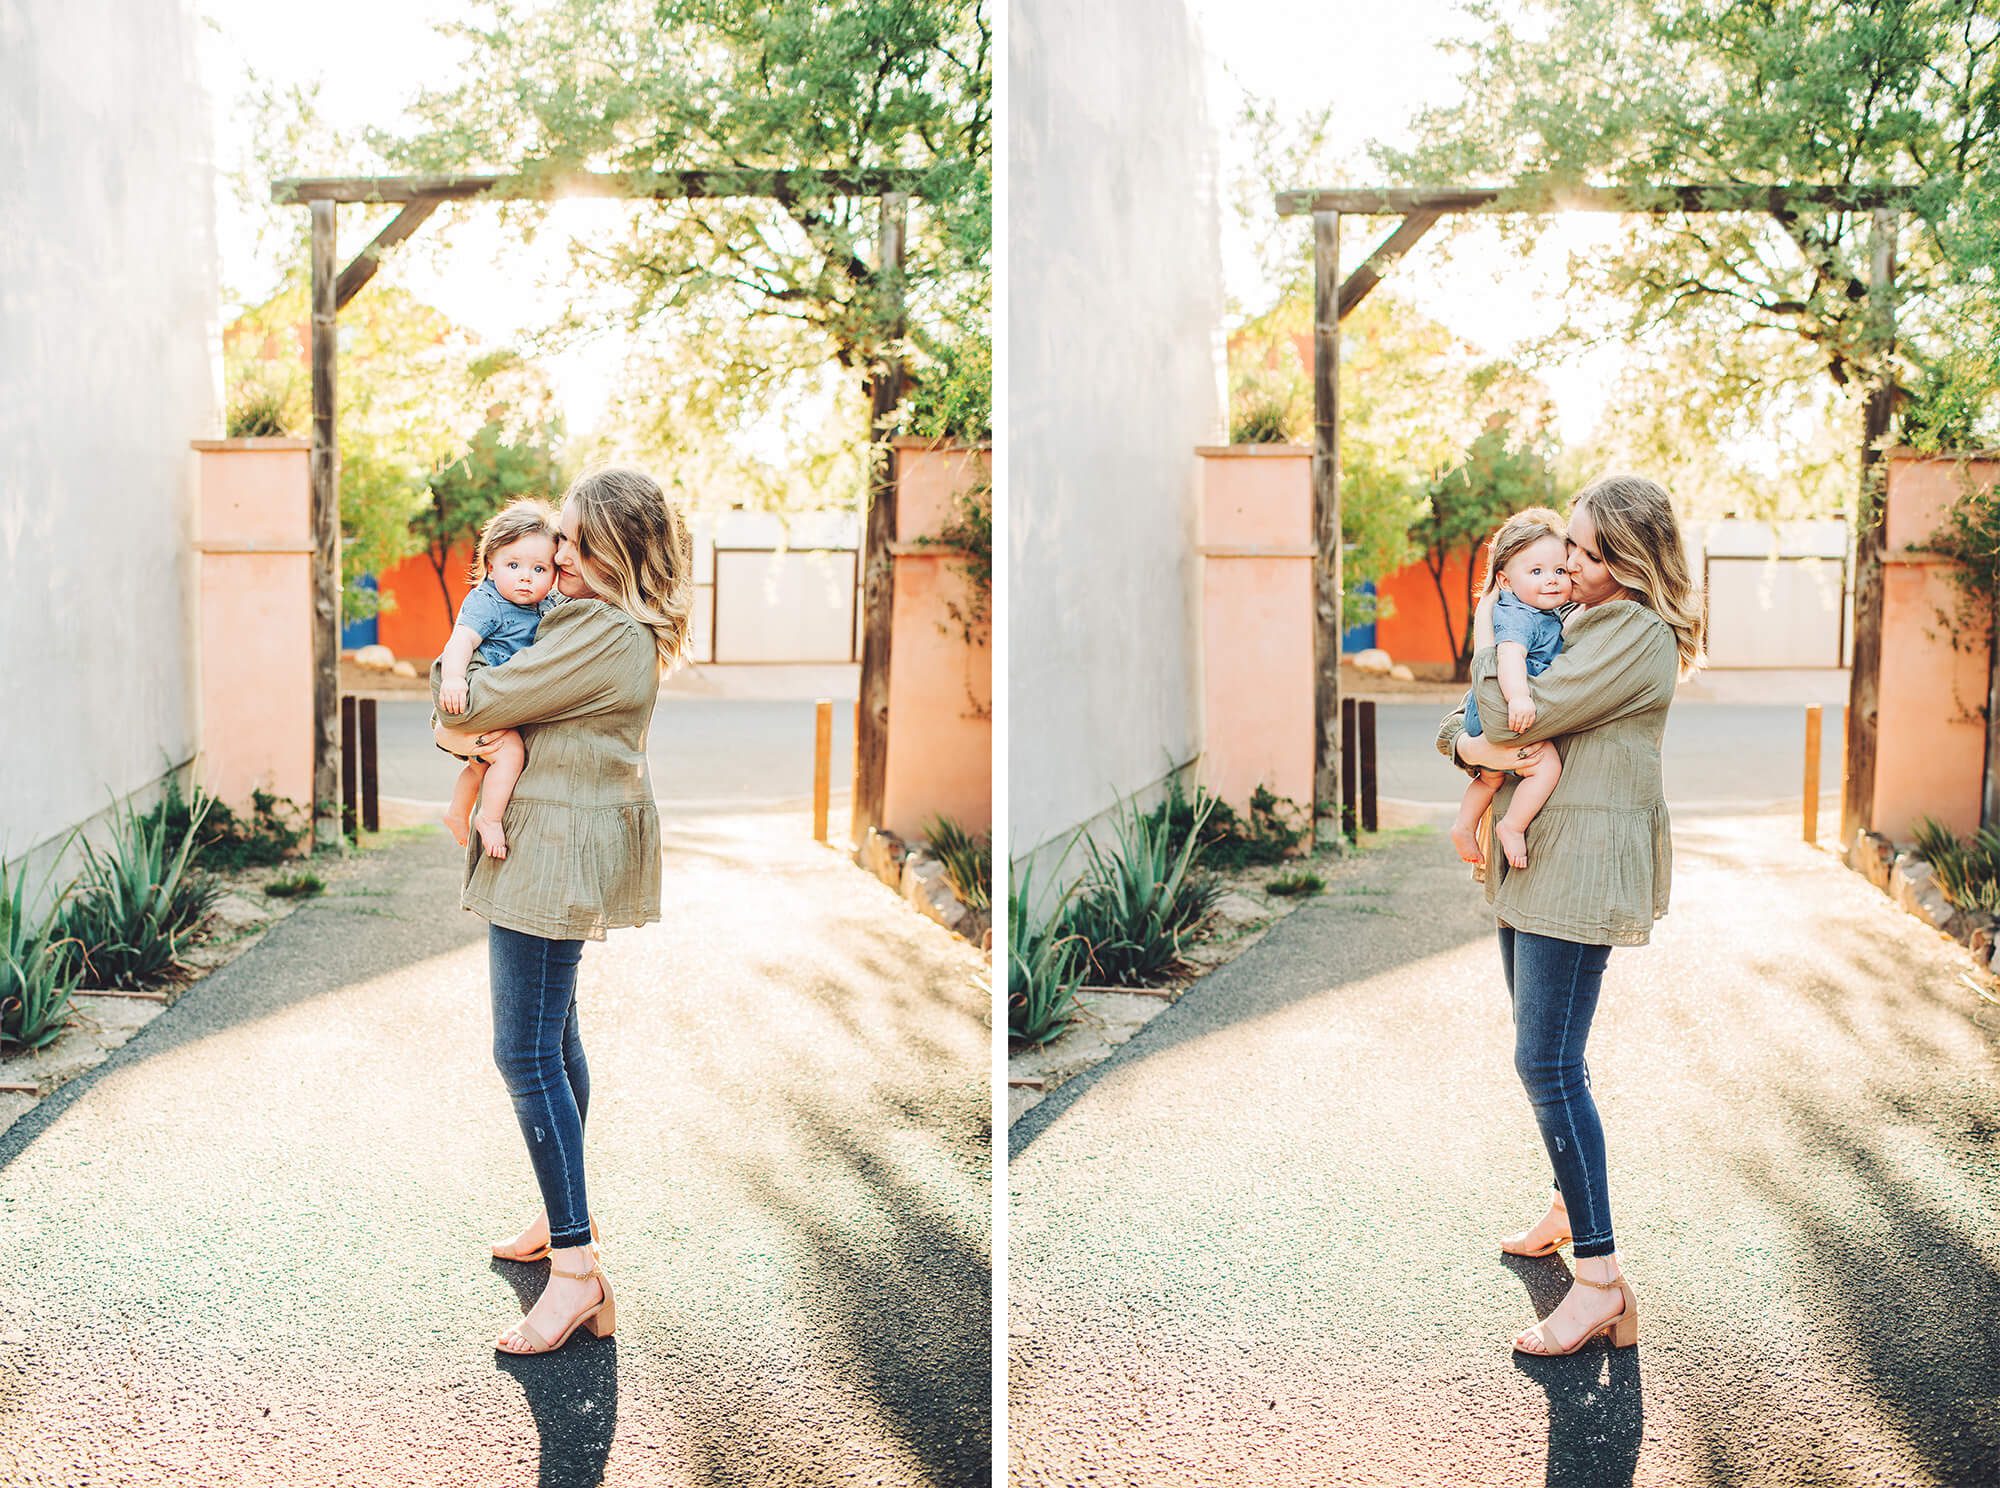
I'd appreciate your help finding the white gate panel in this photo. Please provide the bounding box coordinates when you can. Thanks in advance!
[712,549,858,662]
[1704,557,1845,668]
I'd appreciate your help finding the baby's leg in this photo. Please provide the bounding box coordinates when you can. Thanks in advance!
[443,760,486,847]
[1451,771,1506,865]
[471,729,527,859]
[1494,750,1563,870]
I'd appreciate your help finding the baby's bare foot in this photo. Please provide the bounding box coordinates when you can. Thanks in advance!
[443,805,470,847]
[1450,822,1485,865]
[1496,821,1529,869]
[475,816,508,859]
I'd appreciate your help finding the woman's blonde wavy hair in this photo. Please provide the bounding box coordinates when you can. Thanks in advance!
[473,498,559,582]
[561,466,696,669]
[1573,473,1706,677]
[1477,506,1569,599]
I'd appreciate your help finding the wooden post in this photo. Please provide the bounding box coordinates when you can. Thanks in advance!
[852,191,907,846]
[1359,699,1378,834]
[309,199,342,850]
[1803,705,1822,844]
[359,697,379,834]
[340,695,358,840]
[813,698,833,845]
[1312,210,1344,845]
[1841,207,1896,851]
[1341,696,1358,843]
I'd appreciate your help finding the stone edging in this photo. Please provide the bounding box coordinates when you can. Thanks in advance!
[855,827,993,951]
[1846,830,2000,971]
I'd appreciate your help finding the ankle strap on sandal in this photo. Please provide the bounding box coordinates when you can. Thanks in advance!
[1570,1269,1624,1289]
[550,1261,601,1282]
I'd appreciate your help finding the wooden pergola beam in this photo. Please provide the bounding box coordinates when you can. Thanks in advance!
[275,167,930,205]
[334,198,441,310]
[1338,210,1442,321]
[1277,183,1918,217]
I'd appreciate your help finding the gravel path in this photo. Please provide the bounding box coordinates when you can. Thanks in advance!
[1009,815,2000,1487]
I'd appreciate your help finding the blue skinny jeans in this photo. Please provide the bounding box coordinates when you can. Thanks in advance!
[488,923,594,1250]
[1496,924,1616,1258]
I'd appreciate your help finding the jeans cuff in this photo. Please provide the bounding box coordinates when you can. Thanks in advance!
[1571,1236,1616,1259]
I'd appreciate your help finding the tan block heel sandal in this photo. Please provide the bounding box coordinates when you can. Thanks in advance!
[495,1255,616,1355]
[1512,1268,1639,1356]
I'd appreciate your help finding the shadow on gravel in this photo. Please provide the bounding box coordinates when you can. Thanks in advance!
[1504,1254,1645,1487]
[486,1262,621,1488]
[0,836,483,1177]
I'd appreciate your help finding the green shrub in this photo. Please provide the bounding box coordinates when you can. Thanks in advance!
[1063,788,1222,987]
[924,815,991,910]
[56,791,221,990]
[1146,777,1303,870]
[1229,365,1306,445]
[1008,859,1087,1046]
[225,360,304,439]
[154,778,304,872]
[0,858,81,1052]
[1913,816,2000,912]
[906,327,992,443]
[1268,871,1325,897]
[263,872,324,899]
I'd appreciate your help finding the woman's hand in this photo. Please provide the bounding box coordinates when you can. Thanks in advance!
[1457,733,1551,772]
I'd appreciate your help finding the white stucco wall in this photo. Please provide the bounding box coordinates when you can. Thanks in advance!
[1008,0,1225,867]
[0,0,218,870]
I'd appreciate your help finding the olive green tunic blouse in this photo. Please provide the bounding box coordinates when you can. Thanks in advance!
[430,598,663,942]
[1435,600,1680,947]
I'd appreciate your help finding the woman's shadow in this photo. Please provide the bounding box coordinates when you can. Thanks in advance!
[490,1258,621,1488]
[1504,1255,1644,1488]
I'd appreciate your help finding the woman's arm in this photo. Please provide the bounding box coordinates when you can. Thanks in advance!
[432,602,648,732]
[1469,603,1677,747]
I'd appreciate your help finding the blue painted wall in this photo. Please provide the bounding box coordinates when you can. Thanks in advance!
[342,574,378,649]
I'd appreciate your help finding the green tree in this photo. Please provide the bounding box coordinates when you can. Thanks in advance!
[378,0,992,447]
[411,421,564,617]
[1378,0,2000,451]
[1411,417,1561,681]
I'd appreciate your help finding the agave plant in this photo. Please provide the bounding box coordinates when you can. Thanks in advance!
[924,814,992,910]
[1064,785,1222,988]
[1008,859,1087,1047]
[1,857,81,1051]
[1913,816,2000,913]
[57,788,222,990]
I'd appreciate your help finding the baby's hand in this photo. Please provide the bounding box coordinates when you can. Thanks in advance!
[439,677,469,715]
[1507,696,1537,733]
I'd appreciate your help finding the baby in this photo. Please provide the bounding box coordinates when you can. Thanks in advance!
[434,499,562,859]
[1449,508,1575,873]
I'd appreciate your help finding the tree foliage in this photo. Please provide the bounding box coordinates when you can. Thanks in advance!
[1378,0,2000,449]
[378,0,992,439]
[411,420,564,616]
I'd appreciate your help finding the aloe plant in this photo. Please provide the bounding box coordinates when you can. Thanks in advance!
[1008,859,1087,1047]
[1064,785,1222,987]
[56,788,222,990]
[1913,816,2000,913]
[1,857,81,1051]
[924,814,991,910]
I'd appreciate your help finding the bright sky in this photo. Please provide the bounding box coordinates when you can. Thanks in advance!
[1186,0,1631,441]
[197,0,637,431]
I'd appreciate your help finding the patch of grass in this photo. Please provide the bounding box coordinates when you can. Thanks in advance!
[1268,871,1325,897]
[263,872,325,899]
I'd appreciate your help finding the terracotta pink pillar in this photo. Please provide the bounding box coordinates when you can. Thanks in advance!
[1872,452,1996,840]
[1198,445,1315,815]
[881,438,993,840]
[192,439,315,819]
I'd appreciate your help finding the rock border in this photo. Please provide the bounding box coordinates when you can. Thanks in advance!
[1846,830,2000,972]
[855,827,993,951]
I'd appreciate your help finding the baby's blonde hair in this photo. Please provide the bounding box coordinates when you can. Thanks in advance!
[1478,507,1569,599]
[473,499,560,582]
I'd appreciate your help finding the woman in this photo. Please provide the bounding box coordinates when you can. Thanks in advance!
[435,466,694,1356]
[1435,473,1703,1357]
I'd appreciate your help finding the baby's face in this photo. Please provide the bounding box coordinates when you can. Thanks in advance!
[491,535,559,607]
[1501,535,1574,610]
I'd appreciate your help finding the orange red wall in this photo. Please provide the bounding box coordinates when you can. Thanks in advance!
[1373,543,1489,667]
[373,544,475,661]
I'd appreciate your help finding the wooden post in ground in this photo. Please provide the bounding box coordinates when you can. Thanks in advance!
[1841,208,1897,852]
[309,200,342,850]
[1803,705,1822,844]
[340,696,358,840]
[1359,699,1378,834]
[813,699,833,844]
[852,192,907,846]
[359,698,379,833]
[1312,210,1344,847]
[1984,600,2000,832]
[1341,696,1358,843]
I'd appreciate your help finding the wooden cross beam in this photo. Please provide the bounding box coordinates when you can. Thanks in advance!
[334,198,441,310]
[1277,183,1918,217]
[274,167,930,205]
[1337,209,1441,321]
